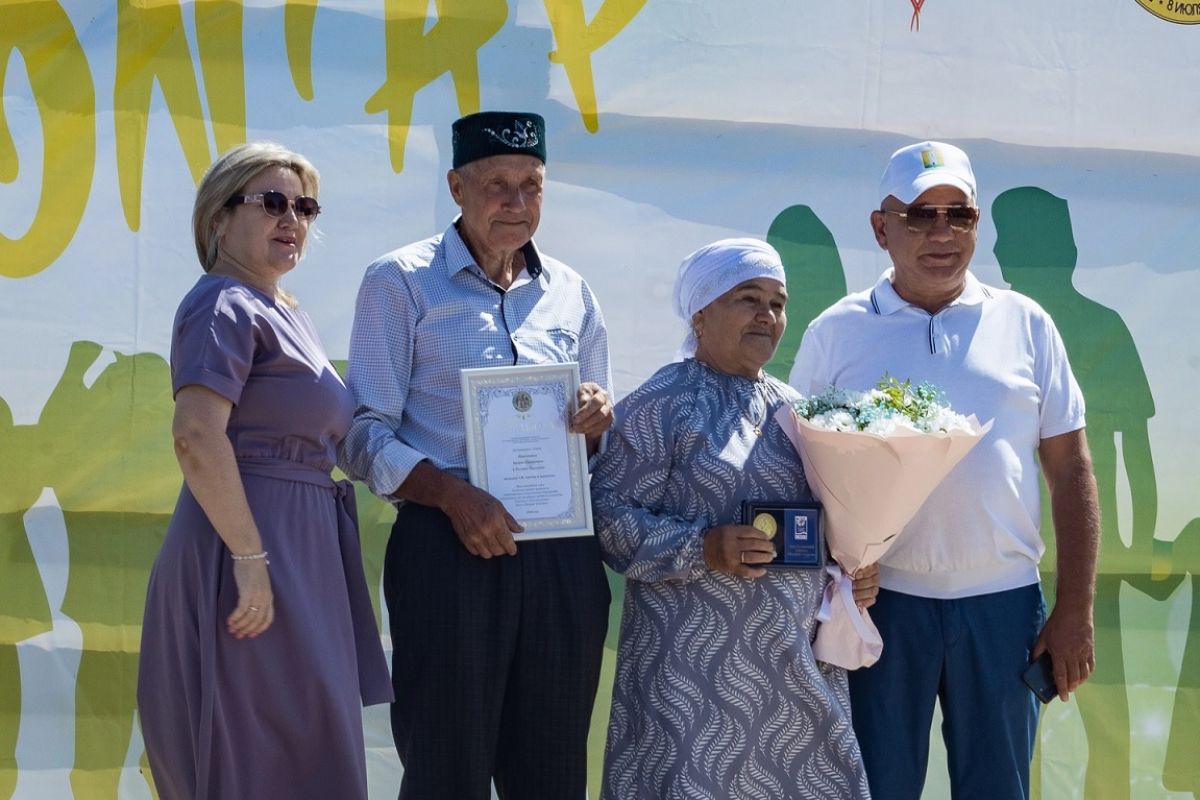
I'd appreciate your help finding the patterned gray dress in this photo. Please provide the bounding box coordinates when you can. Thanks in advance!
[593,359,870,800]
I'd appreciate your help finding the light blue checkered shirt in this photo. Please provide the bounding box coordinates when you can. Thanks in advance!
[340,222,612,497]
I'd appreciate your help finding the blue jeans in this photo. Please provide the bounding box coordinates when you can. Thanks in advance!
[848,584,1046,800]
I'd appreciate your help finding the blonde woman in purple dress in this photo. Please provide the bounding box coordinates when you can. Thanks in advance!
[138,142,391,799]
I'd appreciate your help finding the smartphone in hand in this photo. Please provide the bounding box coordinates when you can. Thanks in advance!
[1022,651,1057,703]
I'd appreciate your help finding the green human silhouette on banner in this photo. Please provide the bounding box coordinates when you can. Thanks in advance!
[0,396,54,798]
[36,341,177,797]
[1162,517,1199,795]
[765,205,847,380]
[993,187,1169,799]
[349,482,394,630]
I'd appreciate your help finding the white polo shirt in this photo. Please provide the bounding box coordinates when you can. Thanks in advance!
[789,269,1085,599]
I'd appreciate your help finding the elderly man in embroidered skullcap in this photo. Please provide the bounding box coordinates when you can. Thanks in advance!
[590,238,878,800]
[341,111,614,799]
[790,141,1100,800]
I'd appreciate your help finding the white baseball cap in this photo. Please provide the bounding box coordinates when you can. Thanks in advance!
[879,141,976,205]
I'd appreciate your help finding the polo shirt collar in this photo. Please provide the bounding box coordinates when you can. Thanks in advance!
[870,268,990,315]
[443,219,545,282]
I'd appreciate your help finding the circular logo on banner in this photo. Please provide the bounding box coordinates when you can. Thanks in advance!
[512,391,533,413]
[1134,0,1200,23]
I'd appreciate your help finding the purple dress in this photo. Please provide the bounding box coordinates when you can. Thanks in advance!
[138,275,392,800]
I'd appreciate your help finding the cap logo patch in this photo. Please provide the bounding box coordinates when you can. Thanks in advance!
[920,148,945,169]
[482,119,540,150]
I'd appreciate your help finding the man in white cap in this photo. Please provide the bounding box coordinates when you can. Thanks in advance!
[789,141,1100,800]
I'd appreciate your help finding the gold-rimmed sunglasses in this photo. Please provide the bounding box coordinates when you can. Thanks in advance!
[882,205,979,233]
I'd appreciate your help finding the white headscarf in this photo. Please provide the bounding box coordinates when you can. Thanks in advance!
[672,237,786,359]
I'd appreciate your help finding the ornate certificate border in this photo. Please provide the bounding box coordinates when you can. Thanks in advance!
[460,362,594,539]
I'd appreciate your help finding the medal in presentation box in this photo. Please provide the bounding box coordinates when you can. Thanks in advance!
[741,500,826,568]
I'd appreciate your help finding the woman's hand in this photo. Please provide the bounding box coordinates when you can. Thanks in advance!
[227,559,274,639]
[703,524,775,579]
[850,563,881,609]
[174,385,275,638]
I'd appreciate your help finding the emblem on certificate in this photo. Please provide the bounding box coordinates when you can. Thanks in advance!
[460,363,594,539]
[742,500,825,568]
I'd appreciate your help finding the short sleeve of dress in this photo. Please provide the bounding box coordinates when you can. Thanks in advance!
[170,279,261,404]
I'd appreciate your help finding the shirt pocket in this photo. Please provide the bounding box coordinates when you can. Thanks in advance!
[546,327,580,361]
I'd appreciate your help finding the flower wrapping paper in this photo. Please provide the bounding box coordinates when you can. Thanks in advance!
[774,405,994,669]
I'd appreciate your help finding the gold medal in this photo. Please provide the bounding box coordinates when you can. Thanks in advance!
[753,512,778,538]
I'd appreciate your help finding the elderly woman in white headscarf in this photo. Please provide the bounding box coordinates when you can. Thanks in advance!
[592,238,876,800]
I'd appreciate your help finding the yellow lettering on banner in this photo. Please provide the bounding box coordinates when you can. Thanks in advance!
[0,1,96,279]
[365,0,508,172]
[195,1,248,154]
[285,0,320,100]
[115,0,247,231]
[544,0,646,133]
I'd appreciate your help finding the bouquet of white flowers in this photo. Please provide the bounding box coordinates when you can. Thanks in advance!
[794,376,979,436]
[777,376,992,669]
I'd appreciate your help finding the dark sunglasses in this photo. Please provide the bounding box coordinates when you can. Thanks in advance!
[882,204,979,233]
[225,190,321,220]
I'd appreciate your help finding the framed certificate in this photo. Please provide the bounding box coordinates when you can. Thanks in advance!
[460,363,594,539]
[742,500,826,569]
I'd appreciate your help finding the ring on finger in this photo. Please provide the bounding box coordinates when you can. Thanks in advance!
[739,551,746,564]
[248,606,260,612]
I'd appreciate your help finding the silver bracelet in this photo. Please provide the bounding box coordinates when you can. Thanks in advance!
[230,550,269,564]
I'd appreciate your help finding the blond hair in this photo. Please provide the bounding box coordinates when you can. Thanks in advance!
[192,142,319,305]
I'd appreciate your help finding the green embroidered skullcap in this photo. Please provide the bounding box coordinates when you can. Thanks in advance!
[452,111,547,168]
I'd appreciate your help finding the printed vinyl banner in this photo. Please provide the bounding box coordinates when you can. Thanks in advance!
[2,1,1198,797]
